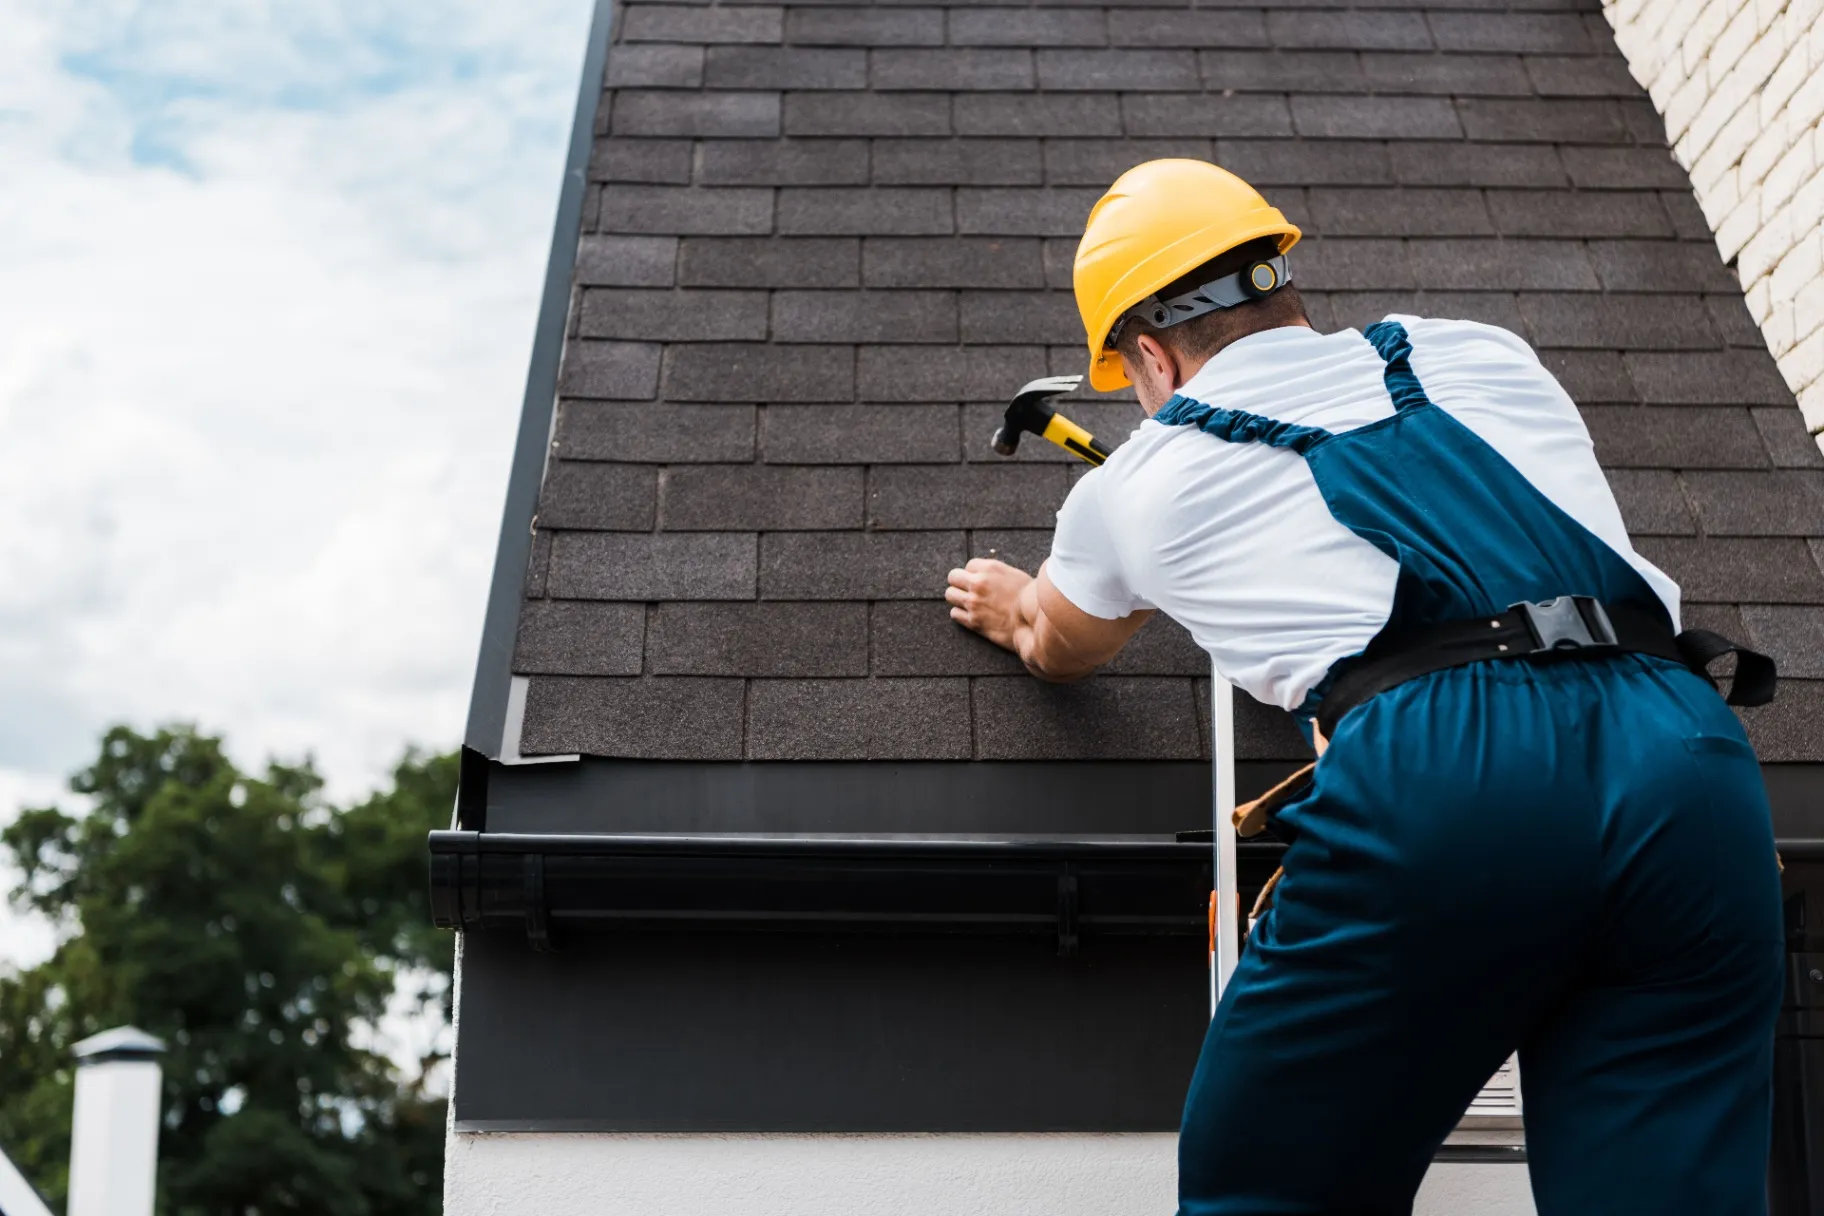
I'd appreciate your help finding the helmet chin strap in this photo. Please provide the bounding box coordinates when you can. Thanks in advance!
[1106,254,1292,350]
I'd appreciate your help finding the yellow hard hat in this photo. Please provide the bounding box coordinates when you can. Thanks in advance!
[1074,159,1301,392]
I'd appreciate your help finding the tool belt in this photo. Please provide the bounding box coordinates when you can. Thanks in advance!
[1232,595,1778,932]
[1314,595,1777,742]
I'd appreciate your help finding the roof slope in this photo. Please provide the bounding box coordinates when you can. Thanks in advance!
[508,0,1824,765]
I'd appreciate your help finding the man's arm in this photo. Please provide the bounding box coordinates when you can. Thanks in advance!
[945,557,1152,682]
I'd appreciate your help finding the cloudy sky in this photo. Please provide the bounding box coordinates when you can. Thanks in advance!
[0,0,594,960]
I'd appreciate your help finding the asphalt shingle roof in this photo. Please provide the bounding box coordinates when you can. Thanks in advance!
[511,0,1824,765]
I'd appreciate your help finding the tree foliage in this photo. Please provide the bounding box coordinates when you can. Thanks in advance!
[0,725,455,1216]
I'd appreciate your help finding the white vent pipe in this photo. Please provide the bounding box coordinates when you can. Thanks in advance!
[67,1026,165,1216]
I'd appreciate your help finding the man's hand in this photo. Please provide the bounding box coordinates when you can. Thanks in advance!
[945,558,1032,653]
[945,557,1153,682]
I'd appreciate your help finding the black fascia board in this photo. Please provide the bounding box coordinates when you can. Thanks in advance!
[462,0,615,763]
[478,756,1264,836]
[428,830,1297,954]
[451,751,1824,850]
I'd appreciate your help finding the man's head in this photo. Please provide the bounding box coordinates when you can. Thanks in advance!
[1111,237,1311,414]
[1073,158,1304,407]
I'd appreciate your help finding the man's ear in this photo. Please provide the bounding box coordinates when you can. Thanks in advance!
[1133,332,1182,393]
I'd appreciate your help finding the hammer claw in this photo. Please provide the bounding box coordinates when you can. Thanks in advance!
[1014,374,1084,400]
[993,374,1107,464]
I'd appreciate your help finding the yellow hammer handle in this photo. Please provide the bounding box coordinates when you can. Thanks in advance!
[1039,413,1109,466]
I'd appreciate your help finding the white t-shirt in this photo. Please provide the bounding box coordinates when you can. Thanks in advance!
[1046,316,1680,713]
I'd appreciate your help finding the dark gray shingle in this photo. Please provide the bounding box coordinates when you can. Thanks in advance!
[746,678,973,759]
[953,93,1123,137]
[1583,407,1771,470]
[864,237,1046,289]
[786,8,944,48]
[556,402,756,464]
[557,340,661,400]
[606,45,705,90]
[777,187,954,235]
[1270,9,1431,50]
[1290,95,1462,139]
[868,463,1069,529]
[973,678,1202,760]
[678,237,859,288]
[705,46,867,90]
[578,289,770,342]
[869,600,1029,676]
[521,677,746,759]
[1426,12,1594,55]
[783,92,951,136]
[549,532,758,600]
[1036,49,1201,91]
[620,5,782,45]
[611,91,782,138]
[1114,11,1265,49]
[513,602,646,677]
[1359,53,1533,97]
[761,531,966,600]
[590,139,688,186]
[696,139,870,186]
[762,404,961,464]
[1682,472,1824,537]
[576,235,678,287]
[872,49,1036,91]
[873,138,1044,185]
[772,289,960,343]
[1127,93,1295,137]
[662,464,865,531]
[648,602,869,677]
[536,462,659,531]
[1387,141,1567,188]
[663,343,855,402]
[950,8,1107,48]
[600,186,775,235]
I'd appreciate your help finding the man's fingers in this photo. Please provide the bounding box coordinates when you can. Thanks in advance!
[944,585,970,608]
[965,556,1000,573]
[946,567,973,589]
[949,606,969,624]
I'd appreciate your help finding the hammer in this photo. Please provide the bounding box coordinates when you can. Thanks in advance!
[991,375,1112,467]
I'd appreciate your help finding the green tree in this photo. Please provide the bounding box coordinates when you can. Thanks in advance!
[0,726,455,1215]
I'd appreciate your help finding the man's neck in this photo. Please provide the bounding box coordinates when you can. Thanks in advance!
[1141,319,1315,416]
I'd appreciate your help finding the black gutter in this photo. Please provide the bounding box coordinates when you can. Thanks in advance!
[428,831,1295,955]
[462,0,616,765]
[432,831,1824,953]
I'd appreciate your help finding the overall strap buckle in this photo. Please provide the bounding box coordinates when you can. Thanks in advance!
[1510,595,1618,654]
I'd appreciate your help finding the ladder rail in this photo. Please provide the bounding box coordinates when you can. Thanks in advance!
[1211,675,1240,1011]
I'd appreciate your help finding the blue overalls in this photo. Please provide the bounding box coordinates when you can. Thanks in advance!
[1158,324,1785,1215]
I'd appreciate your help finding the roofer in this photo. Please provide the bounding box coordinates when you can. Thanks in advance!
[944,158,1783,1215]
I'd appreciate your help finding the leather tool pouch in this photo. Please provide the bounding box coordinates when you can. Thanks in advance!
[1232,761,1316,932]
[1232,761,1315,838]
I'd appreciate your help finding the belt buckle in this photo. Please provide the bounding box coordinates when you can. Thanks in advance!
[1510,596,1617,654]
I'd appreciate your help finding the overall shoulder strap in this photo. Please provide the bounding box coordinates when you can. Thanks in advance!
[1153,394,1331,454]
[1361,321,1431,413]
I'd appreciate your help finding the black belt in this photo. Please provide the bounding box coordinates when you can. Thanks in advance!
[1315,595,1779,740]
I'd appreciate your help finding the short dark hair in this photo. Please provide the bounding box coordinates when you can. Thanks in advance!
[1112,236,1308,368]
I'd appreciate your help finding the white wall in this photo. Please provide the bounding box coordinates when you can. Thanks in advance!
[1603,0,1824,452]
[443,1131,1534,1216]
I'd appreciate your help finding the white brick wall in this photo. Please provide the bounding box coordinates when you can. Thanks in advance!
[1605,0,1824,453]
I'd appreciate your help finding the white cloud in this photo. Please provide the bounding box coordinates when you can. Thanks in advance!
[0,0,595,827]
